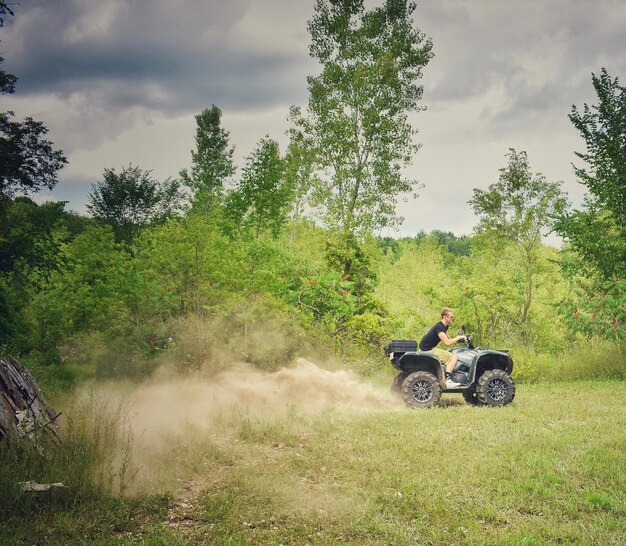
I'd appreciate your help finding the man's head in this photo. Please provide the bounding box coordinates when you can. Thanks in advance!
[441,307,455,326]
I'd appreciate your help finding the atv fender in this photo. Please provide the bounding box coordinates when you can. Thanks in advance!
[471,351,513,383]
[397,351,445,387]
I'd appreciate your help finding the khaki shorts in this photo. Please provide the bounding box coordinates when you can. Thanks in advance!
[429,347,452,364]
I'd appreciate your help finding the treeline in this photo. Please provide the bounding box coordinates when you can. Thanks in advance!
[1,1,624,383]
[0,197,623,382]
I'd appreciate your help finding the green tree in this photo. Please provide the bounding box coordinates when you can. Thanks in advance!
[324,231,379,303]
[0,56,17,94]
[293,0,433,236]
[469,149,568,324]
[294,271,356,348]
[416,230,472,257]
[133,214,243,317]
[179,105,235,208]
[555,69,626,342]
[0,1,14,27]
[0,28,66,199]
[0,197,68,276]
[0,111,68,200]
[375,237,455,338]
[0,198,70,351]
[35,225,133,340]
[457,235,566,349]
[227,136,290,240]
[87,164,184,245]
[557,68,626,279]
[283,128,316,222]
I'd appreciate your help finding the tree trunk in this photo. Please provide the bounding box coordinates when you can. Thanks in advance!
[521,252,534,324]
[0,356,61,444]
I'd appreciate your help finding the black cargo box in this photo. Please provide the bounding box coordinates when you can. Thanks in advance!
[384,339,418,356]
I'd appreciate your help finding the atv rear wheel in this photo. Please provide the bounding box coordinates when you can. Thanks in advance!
[391,372,408,396]
[401,371,442,408]
[476,369,515,406]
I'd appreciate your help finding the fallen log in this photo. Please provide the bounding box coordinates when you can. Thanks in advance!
[0,356,61,444]
[18,480,68,498]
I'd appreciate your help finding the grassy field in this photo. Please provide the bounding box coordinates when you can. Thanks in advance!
[1,379,625,545]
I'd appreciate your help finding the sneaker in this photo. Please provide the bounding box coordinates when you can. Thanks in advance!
[445,377,461,388]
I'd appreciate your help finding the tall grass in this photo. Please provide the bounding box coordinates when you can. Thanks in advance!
[513,339,626,383]
[0,389,134,519]
[0,388,183,544]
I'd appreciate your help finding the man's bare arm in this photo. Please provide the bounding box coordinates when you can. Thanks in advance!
[438,331,465,346]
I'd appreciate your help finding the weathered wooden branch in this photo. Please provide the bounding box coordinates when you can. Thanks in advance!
[18,480,68,498]
[0,356,61,444]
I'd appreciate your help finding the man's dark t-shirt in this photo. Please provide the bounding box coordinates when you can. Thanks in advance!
[419,321,448,351]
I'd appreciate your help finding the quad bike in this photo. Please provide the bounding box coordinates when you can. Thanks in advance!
[384,327,515,408]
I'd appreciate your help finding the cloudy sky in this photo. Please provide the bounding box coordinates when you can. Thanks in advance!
[2,0,625,239]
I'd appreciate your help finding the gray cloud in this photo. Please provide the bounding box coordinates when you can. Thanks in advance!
[6,0,308,106]
[2,0,625,235]
[420,0,626,129]
[2,0,314,150]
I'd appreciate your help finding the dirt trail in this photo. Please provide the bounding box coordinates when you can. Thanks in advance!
[112,358,401,533]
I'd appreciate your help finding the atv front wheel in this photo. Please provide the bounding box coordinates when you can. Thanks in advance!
[476,369,515,406]
[401,371,442,409]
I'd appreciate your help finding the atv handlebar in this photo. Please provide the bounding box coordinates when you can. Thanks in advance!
[456,325,475,349]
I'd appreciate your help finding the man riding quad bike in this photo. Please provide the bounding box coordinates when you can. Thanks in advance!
[384,326,516,408]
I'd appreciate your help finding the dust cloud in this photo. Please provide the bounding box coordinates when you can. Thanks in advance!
[129,359,397,438]
[86,358,401,494]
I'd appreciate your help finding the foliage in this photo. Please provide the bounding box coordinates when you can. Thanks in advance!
[456,237,526,345]
[417,229,472,256]
[0,197,68,276]
[375,237,453,338]
[376,235,402,261]
[294,0,433,235]
[1,196,621,376]
[179,105,235,209]
[293,270,356,349]
[283,126,316,221]
[560,276,626,344]
[513,340,626,383]
[87,164,184,245]
[324,231,379,301]
[131,217,318,371]
[0,111,68,200]
[558,68,626,279]
[457,236,568,350]
[227,136,291,239]
[470,149,568,324]
[0,56,17,95]
[374,233,569,352]
[0,36,623,382]
[344,311,395,357]
[194,295,308,373]
[0,198,87,353]
[0,30,67,199]
[555,69,626,343]
[0,0,14,28]
[28,225,134,349]
[132,214,244,317]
